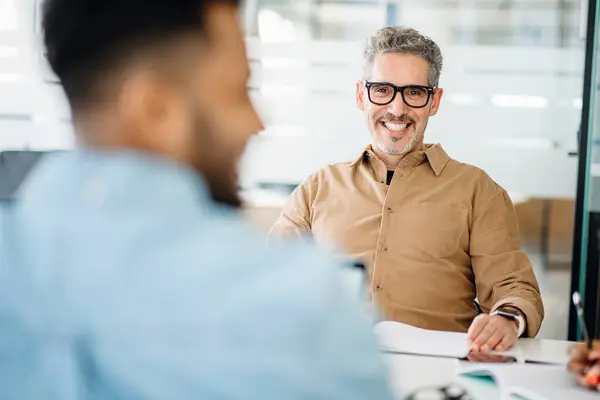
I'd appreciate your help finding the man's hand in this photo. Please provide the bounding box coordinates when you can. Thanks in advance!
[467,314,518,353]
[568,342,600,390]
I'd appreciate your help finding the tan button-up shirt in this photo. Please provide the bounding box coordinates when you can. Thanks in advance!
[269,143,544,337]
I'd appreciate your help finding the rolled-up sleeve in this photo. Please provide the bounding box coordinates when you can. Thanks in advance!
[268,174,317,240]
[470,189,544,337]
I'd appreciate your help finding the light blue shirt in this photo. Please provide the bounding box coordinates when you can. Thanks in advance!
[0,150,394,399]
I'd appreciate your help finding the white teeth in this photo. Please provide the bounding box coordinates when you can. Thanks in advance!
[383,122,408,131]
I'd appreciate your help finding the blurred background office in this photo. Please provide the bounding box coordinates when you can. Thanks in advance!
[1,0,599,341]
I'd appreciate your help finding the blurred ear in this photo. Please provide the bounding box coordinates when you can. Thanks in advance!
[118,71,189,152]
[356,81,366,111]
[429,88,444,116]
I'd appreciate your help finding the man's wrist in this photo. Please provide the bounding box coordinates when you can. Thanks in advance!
[492,306,526,337]
[498,306,522,321]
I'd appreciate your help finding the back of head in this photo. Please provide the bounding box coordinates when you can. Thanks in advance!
[42,0,263,207]
[43,0,229,108]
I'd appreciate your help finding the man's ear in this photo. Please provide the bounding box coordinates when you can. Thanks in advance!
[118,71,188,151]
[429,88,444,116]
[356,81,367,111]
[118,73,160,138]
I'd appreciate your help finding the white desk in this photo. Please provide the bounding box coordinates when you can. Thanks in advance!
[382,338,579,399]
[384,353,499,399]
[503,337,575,364]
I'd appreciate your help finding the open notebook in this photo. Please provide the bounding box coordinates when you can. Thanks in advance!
[374,320,469,358]
[374,321,572,364]
[456,362,599,400]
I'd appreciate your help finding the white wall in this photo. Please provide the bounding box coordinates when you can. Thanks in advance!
[0,0,588,203]
[243,39,584,201]
[242,0,587,203]
[0,0,74,151]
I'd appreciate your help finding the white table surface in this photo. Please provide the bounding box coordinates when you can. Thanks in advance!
[383,338,580,399]
[384,353,499,399]
[503,337,576,364]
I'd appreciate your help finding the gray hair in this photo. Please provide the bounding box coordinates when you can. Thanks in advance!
[363,26,443,87]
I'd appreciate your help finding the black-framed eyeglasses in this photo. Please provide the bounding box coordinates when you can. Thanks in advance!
[364,81,435,108]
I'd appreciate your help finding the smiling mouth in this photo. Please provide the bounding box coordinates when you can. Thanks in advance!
[381,121,412,133]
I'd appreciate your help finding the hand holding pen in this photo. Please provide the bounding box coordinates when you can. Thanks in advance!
[568,292,600,390]
[568,343,600,390]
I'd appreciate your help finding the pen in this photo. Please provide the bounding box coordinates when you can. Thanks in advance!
[572,292,599,389]
[573,292,591,349]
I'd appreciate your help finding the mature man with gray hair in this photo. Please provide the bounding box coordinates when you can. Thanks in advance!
[270,27,544,353]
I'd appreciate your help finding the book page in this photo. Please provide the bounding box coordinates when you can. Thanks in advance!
[374,321,469,358]
[457,363,599,400]
[374,321,574,365]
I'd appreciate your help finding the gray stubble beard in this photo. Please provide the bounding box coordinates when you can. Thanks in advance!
[379,124,424,156]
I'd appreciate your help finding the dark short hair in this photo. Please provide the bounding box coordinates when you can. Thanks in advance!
[43,0,239,108]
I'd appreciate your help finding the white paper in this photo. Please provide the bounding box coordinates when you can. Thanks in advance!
[374,321,470,358]
[457,363,599,400]
[503,338,573,365]
[374,321,575,365]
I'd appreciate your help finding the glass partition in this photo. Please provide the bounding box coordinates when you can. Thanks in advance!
[0,0,595,339]
[570,0,600,340]
[242,0,590,340]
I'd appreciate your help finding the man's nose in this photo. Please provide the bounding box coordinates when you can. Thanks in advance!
[388,91,410,114]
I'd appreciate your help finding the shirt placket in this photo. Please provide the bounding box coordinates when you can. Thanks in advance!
[371,157,414,303]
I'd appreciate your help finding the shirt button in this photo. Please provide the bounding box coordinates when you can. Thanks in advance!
[385,206,393,213]
[381,245,388,252]
[375,285,384,292]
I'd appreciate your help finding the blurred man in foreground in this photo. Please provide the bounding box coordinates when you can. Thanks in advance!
[270,26,544,352]
[0,0,394,398]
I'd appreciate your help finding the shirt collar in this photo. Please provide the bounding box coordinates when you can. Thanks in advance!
[350,143,450,176]
[423,143,451,176]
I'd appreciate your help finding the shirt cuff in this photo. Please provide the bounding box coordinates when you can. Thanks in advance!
[515,313,526,337]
